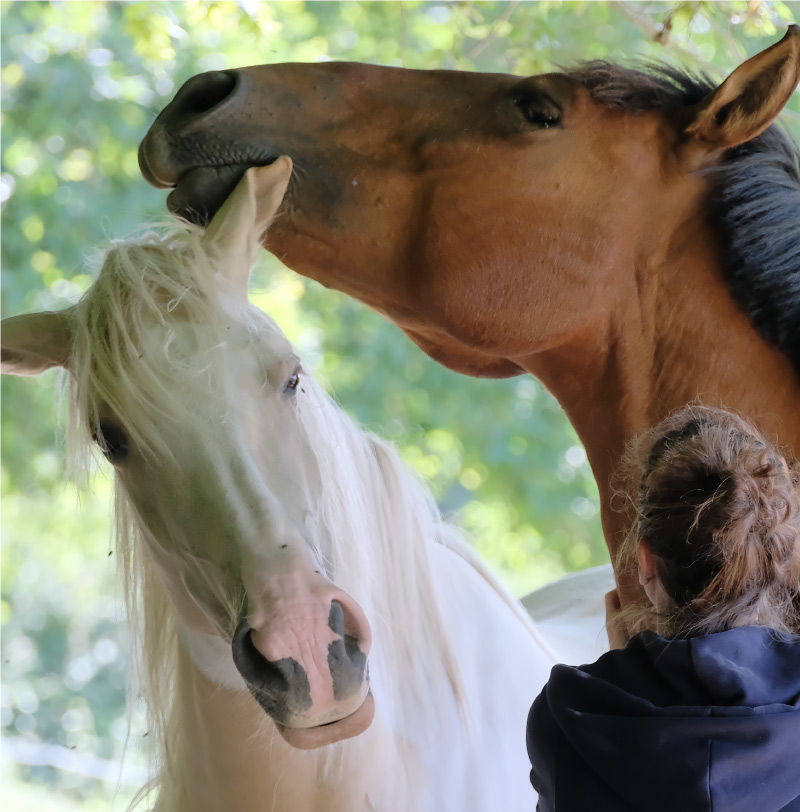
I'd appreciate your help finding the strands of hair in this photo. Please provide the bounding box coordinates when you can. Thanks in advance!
[568,62,800,378]
[66,230,232,466]
[615,404,800,639]
[64,230,251,808]
[62,228,542,809]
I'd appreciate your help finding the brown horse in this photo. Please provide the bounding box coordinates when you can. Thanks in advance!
[139,28,800,605]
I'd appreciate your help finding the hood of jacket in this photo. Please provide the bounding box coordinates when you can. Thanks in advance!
[527,625,800,812]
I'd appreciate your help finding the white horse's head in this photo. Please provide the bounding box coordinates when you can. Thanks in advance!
[1,161,377,749]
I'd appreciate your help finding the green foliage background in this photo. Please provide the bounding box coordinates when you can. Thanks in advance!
[2,1,799,807]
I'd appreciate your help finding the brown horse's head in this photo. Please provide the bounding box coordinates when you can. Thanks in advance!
[140,30,800,601]
[140,28,800,380]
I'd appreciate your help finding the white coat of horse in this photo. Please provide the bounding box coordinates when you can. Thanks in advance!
[1,161,611,812]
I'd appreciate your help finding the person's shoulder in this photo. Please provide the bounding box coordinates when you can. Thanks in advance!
[544,632,664,703]
[574,629,669,678]
[543,630,702,711]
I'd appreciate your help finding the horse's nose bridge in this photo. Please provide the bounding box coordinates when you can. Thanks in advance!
[165,64,340,133]
[246,584,372,673]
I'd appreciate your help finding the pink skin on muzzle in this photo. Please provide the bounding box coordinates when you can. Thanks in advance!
[234,553,374,749]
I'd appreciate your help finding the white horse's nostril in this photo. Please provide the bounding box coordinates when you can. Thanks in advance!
[327,600,369,702]
[230,618,313,724]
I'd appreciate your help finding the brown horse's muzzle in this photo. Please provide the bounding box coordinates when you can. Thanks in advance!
[139,69,285,224]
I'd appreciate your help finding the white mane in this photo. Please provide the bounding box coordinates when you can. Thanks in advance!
[62,229,542,808]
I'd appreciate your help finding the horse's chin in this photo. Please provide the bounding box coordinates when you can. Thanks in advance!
[139,155,280,226]
[165,163,268,226]
[275,691,375,750]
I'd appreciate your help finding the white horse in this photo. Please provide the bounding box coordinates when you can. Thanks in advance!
[2,161,611,812]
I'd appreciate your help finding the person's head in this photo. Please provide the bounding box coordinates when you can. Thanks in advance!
[621,405,800,637]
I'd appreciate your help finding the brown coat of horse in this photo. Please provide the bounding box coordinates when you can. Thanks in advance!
[139,28,800,605]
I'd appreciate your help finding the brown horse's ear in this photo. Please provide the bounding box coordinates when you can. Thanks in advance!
[686,25,800,154]
[201,157,293,297]
[1,310,74,376]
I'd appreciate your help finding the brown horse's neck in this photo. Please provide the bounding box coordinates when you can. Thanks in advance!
[523,200,800,602]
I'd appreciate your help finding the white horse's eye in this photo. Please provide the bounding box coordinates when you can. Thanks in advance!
[283,372,300,395]
[92,419,130,464]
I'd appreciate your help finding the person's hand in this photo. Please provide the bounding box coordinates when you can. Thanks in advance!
[604,588,628,649]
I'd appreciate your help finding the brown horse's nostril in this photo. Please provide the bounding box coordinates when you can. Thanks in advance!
[138,70,242,188]
[167,70,239,128]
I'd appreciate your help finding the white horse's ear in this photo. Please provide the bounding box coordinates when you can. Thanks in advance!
[1,310,74,376]
[685,25,800,155]
[201,157,293,297]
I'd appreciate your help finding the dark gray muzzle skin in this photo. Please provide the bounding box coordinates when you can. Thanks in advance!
[326,600,368,701]
[139,69,283,224]
[230,601,368,724]
[231,618,313,724]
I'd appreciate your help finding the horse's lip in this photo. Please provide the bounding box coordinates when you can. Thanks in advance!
[275,691,375,750]
[165,160,276,225]
[138,137,173,189]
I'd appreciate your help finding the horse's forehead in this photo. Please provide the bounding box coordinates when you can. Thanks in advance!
[248,313,296,356]
[139,307,293,359]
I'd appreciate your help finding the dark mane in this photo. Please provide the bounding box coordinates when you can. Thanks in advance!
[568,62,800,377]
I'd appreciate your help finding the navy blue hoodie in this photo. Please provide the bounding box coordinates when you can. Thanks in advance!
[527,626,800,811]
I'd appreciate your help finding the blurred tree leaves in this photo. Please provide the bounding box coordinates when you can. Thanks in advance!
[2,1,799,802]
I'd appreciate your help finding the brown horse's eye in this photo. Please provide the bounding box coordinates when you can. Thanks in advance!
[518,103,560,129]
[514,91,562,130]
[92,420,129,463]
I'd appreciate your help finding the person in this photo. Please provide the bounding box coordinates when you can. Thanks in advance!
[527,405,800,812]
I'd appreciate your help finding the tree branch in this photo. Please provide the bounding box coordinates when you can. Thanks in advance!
[467,1,520,59]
